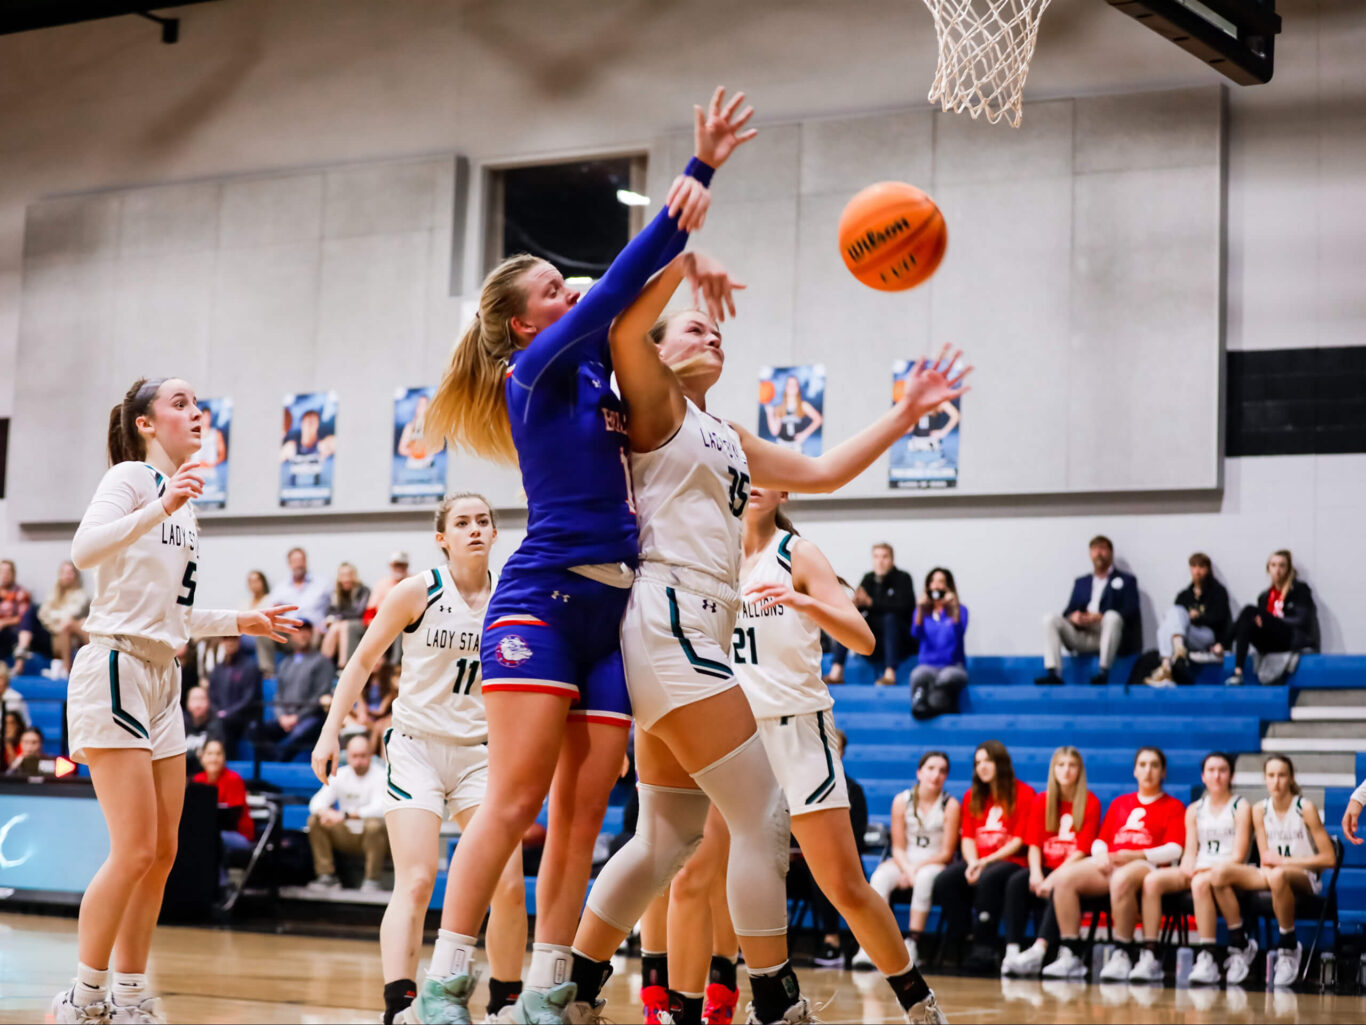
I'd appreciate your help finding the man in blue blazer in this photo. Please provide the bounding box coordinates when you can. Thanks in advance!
[1036,535,1141,685]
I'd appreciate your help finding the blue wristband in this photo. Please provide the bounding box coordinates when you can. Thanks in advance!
[684,157,716,188]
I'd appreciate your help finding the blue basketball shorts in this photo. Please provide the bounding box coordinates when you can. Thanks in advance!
[480,567,632,728]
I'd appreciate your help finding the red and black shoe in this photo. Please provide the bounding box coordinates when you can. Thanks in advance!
[642,984,672,1024]
[702,982,740,1025]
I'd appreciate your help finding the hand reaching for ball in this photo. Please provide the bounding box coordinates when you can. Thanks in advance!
[895,344,972,426]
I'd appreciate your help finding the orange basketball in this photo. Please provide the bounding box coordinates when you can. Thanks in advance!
[838,182,947,292]
[758,379,776,405]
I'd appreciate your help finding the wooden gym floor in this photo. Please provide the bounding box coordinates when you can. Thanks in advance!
[1,912,1362,1023]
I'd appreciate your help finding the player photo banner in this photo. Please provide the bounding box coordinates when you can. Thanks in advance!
[192,398,232,510]
[391,386,446,505]
[757,364,825,457]
[889,358,962,489]
[280,390,338,508]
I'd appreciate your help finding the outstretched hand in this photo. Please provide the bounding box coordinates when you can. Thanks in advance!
[238,604,303,644]
[896,344,972,425]
[694,86,757,169]
[666,175,711,232]
[682,250,746,324]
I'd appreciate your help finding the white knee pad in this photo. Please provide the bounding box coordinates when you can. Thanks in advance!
[692,733,791,937]
[584,784,710,933]
[911,862,944,912]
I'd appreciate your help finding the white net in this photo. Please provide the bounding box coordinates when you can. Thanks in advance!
[921,0,1052,127]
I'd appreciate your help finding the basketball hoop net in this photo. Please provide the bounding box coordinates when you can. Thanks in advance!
[921,0,1052,127]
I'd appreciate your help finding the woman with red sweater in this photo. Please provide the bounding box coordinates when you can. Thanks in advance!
[1042,746,1185,982]
[194,738,254,857]
[935,740,1035,973]
[1002,745,1103,977]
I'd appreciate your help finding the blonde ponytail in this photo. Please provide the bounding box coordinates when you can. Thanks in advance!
[426,254,543,466]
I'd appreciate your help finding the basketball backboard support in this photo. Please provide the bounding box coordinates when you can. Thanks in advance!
[1106,0,1282,84]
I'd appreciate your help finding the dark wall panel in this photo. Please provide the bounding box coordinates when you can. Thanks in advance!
[1226,347,1366,456]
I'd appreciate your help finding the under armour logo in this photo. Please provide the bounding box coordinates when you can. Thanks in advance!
[550,590,570,603]
[701,599,718,612]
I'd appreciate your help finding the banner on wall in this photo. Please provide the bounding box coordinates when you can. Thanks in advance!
[889,358,962,489]
[391,386,446,505]
[192,397,231,510]
[757,364,825,456]
[280,391,338,507]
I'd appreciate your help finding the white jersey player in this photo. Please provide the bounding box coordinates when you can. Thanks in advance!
[310,494,526,1025]
[1208,755,1336,988]
[565,245,970,1025]
[1137,751,1252,985]
[53,377,299,1025]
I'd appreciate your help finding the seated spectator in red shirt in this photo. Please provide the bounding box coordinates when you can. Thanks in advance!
[1041,747,1186,983]
[1226,549,1319,686]
[1001,746,1103,976]
[935,740,1036,973]
[6,726,45,774]
[0,560,33,663]
[194,739,255,857]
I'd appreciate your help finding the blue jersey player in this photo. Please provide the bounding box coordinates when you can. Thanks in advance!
[419,87,756,1025]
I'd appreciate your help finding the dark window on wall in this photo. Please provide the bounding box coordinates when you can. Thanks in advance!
[1226,347,1366,456]
[484,156,647,280]
[0,418,7,499]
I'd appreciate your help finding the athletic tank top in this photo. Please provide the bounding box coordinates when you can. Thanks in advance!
[901,789,950,856]
[733,532,830,719]
[632,398,748,589]
[1262,796,1318,875]
[776,407,802,445]
[392,568,495,745]
[79,462,206,653]
[1194,794,1243,869]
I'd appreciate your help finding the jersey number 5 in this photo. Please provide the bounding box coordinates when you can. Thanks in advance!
[176,561,198,607]
[727,467,751,518]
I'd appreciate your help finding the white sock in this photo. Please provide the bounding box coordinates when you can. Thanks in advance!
[429,929,478,980]
[748,959,788,977]
[526,943,574,991]
[112,972,148,1006]
[73,963,109,1007]
[881,955,914,979]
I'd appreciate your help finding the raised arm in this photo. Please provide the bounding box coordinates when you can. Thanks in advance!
[311,576,425,783]
[71,462,204,570]
[735,347,971,493]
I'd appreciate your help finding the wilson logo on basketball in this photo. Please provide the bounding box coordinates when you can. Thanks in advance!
[844,217,913,263]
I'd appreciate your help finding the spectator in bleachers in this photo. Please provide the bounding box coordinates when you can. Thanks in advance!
[1042,746,1185,983]
[12,561,89,677]
[909,568,968,719]
[1137,751,1250,985]
[207,635,262,757]
[307,733,389,891]
[1145,553,1231,687]
[824,543,915,687]
[257,619,333,762]
[365,550,411,618]
[1208,755,1336,988]
[0,560,32,662]
[193,738,254,858]
[244,569,276,674]
[6,726,44,773]
[182,685,225,774]
[936,740,1036,973]
[1001,746,1102,977]
[1035,535,1141,687]
[0,662,28,722]
[4,709,26,767]
[857,751,960,970]
[1344,777,1366,845]
[269,547,332,643]
[1225,549,1319,686]
[320,562,370,669]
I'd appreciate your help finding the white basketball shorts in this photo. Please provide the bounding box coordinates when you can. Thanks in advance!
[756,709,850,814]
[67,638,184,764]
[382,727,489,820]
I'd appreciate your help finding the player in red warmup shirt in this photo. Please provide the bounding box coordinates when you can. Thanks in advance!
[936,740,1036,973]
[1042,746,1185,982]
[1002,746,1103,976]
